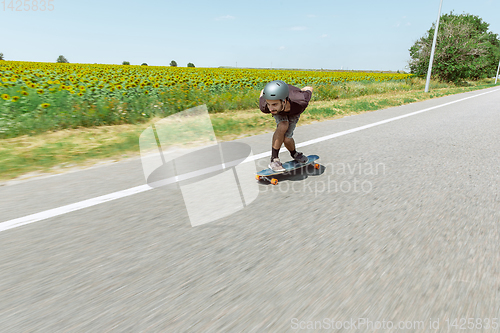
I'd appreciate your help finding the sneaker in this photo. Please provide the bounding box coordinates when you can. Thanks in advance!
[292,151,309,164]
[269,158,285,172]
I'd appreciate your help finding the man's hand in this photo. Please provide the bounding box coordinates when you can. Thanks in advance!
[260,89,264,97]
[301,86,313,93]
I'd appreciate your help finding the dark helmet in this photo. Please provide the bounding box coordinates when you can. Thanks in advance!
[262,80,289,101]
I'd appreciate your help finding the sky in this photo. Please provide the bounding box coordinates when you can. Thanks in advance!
[1,0,499,71]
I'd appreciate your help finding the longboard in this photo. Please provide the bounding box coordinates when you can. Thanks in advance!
[255,154,320,185]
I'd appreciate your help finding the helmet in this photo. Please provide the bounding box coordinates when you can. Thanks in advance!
[262,80,289,101]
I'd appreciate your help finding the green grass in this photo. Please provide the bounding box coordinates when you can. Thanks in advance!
[0,78,497,183]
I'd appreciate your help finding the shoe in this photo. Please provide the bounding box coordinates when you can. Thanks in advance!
[269,158,285,172]
[292,151,308,164]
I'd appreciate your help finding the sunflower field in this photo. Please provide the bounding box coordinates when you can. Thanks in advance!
[0,61,413,138]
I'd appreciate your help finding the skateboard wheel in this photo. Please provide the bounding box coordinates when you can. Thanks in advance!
[314,163,320,169]
[255,175,261,181]
[271,178,278,185]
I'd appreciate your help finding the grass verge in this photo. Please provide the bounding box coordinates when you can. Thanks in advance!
[0,79,496,184]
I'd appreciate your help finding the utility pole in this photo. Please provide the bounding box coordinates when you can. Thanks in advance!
[425,0,444,93]
[495,58,500,84]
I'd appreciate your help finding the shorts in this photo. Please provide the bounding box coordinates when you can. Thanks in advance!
[273,114,300,138]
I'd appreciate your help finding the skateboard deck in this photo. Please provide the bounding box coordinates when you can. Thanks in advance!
[255,154,320,185]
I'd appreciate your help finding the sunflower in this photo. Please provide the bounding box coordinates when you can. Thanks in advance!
[37,89,44,94]
[21,91,29,96]
[1,93,10,100]
[41,103,50,108]
[12,96,20,102]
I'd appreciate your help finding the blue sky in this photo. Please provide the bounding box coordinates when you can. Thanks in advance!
[1,0,499,71]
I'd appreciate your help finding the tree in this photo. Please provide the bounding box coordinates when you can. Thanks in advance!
[141,63,148,66]
[56,55,69,63]
[0,53,4,61]
[409,12,500,83]
[170,60,177,67]
[187,62,195,67]
[122,61,130,65]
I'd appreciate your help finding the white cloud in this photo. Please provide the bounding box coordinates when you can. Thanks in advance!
[394,21,411,28]
[320,34,328,38]
[307,14,317,18]
[290,26,307,31]
[279,46,286,50]
[215,15,235,21]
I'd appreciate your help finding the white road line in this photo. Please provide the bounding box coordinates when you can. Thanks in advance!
[1,88,499,232]
[0,185,151,232]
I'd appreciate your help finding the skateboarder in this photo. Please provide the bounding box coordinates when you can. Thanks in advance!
[259,80,314,171]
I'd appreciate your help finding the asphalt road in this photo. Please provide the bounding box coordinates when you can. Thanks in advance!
[1,87,500,332]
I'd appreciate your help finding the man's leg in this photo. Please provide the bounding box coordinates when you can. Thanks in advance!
[283,137,296,152]
[272,120,289,151]
[282,115,308,162]
[283,114,300,154]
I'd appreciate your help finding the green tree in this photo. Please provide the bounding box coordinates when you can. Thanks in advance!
[409,12,500,83]
[170,60,177,67]
[0,53,4,60]
[187,62,195,67]
[56,55,69,63]
[122,61,130,65]
[141,63,148,66]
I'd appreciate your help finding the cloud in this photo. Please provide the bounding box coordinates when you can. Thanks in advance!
[307,14,317,18]
[394,20,411,28]
[215,15,235,21]
[290,26,307,31]
[279,46,286,50]
[320,34,328,38]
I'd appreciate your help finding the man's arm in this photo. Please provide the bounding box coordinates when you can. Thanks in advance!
[259,91,270,113]
[289,86,313,110]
